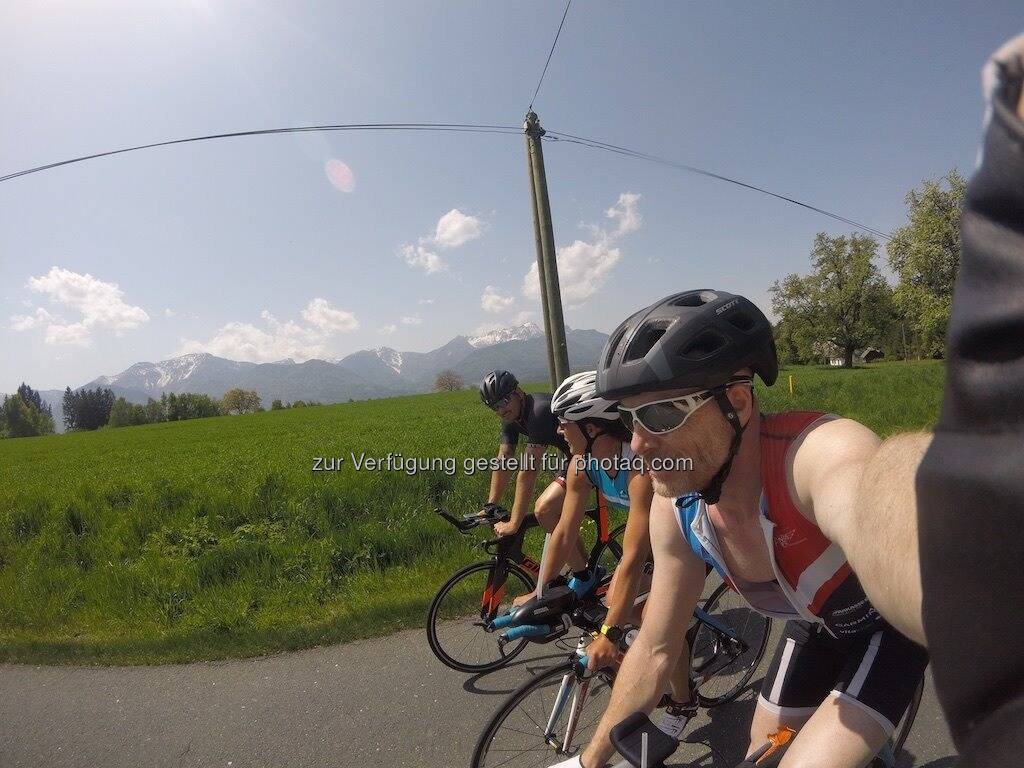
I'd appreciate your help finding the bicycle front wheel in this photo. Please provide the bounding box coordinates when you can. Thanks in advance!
[426,560,535,673]
[472,659,617,768]
[690,582,771,707]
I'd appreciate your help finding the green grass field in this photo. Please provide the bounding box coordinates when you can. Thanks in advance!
[0,361,944,665]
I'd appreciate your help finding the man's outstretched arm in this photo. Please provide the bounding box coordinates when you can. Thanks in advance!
[793,417,929,646]
[578,494,706,768]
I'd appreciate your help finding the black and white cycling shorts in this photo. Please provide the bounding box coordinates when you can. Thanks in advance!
[758,619,928,735]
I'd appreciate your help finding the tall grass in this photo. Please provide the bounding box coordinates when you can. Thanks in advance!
[0,362,943,664]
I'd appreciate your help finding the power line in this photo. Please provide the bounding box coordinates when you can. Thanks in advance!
[544,130,893,240]
[0,123,521,183]
[528,0,572,111]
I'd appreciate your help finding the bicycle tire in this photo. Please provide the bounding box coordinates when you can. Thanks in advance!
[690,581,772,708]
[426,560,535,673]
[472,659,616,768]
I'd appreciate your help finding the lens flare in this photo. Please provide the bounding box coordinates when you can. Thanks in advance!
[324,159,355,193]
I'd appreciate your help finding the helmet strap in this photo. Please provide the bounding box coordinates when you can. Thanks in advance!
[699,390,746,505]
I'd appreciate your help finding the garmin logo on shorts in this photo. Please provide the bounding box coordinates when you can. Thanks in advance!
[715,299,739,314]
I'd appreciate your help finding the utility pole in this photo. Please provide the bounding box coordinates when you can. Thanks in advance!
[524,110,570,388]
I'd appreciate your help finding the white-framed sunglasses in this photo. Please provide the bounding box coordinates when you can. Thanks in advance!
[619,378,752,435]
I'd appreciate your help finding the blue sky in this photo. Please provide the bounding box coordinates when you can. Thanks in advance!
[1,1,1019,393]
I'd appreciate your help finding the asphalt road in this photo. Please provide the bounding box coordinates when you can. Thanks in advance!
[0,619,957,768]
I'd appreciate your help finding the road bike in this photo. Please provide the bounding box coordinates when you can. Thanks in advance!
[471,578,773,768]
[427,501,626,673]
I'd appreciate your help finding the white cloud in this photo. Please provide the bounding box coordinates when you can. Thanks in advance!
[418,298,435,305]
[10,266,149,345]
[28,266,149,331]
[378,324,397,335]
[523,240,623,307]
[433,209,484,249]
[45,322,91,347]
[399,243,447,274]
[164,308,175,318]
[180,299,358,363]
[605,192,642,238]
[401,316,422,325]
[9,307,56,331]
[399,209,485,274]
[301,297,359,333]
[522,192,642,308]
[481,285,515,314]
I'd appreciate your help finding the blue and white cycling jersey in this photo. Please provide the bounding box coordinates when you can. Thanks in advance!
[582,444,635,510]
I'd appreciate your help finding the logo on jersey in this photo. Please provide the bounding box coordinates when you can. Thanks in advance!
[774,528,807,548]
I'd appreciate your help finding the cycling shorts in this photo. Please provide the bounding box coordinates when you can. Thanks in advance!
[758,619,928,735]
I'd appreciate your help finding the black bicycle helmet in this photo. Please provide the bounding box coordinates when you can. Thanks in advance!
[596,289,778,399]
[479,370,519,407]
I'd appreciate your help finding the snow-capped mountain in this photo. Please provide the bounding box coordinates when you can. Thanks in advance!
[468,322,543,348]
[76,324,610,407]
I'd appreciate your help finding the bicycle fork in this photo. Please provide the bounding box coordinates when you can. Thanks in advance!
[544,636,592,753]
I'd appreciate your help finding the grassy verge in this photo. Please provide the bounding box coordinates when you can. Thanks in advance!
[0,362,944,665]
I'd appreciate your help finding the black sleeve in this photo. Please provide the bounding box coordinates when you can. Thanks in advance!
[500,421,520,449]
[916,53,1024,763]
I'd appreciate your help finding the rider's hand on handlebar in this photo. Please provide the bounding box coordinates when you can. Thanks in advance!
[493,518,519,538]
[586,634,622,671]
[512,592,534,608]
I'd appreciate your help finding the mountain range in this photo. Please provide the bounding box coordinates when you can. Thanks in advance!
[35,322,610,430]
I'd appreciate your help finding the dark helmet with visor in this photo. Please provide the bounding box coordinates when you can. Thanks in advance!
[596,289,777,399]
[480,370,519,407]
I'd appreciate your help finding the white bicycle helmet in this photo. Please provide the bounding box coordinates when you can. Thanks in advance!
[552,371,620,422]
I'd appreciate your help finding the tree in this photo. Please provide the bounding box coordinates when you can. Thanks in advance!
[0,383,55,437]
[1,395,40,437]
[221,388,261,415]
[108,397,149,427]
[16,383,52,419]
[887,170,967,358]
[271,399,283,410]
[434,369,465,392]
[61,386,114,430]
[771,233,894,368]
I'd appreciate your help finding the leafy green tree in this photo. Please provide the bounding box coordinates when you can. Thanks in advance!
[1,395,39,437]
[108,397,149,427]
[771,233,894,368]
[16,383,52,420]
[887,170,967,358]
[145,397,165,423]
[62,387,115,430]
[271,399,283,410]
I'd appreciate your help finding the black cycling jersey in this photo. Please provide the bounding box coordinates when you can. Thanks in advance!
[917,50,1024,764]
[499,392,571,457]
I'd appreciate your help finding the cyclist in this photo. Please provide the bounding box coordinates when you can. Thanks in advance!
[549,291,928,768]
[515,370,699,737]
[479,370,589,575]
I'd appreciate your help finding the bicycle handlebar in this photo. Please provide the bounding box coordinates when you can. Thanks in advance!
[434,505,509,533]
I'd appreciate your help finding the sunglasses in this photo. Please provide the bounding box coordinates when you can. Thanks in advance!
[489,394,515,411]
[619,378,752,435]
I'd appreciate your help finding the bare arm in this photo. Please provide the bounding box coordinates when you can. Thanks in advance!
[602,472,654,630]
[486,443,516,504]
[581,493,707,768]
[793,418,929,646]
[536,456,590,586]
[508,443,545,528]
